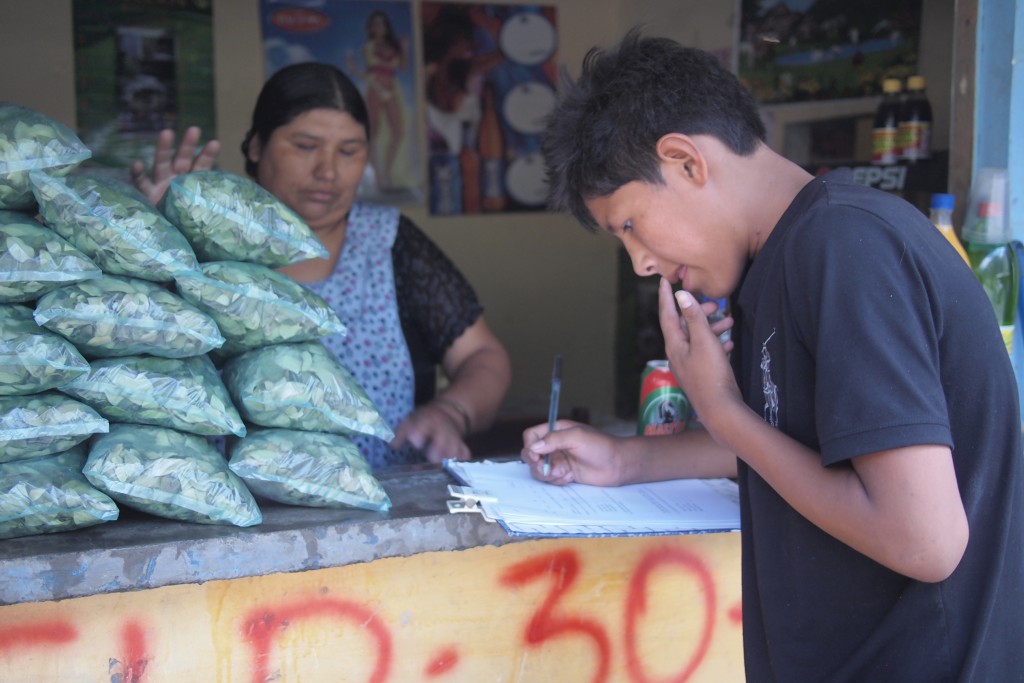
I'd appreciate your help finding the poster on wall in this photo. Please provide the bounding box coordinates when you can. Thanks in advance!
[72,0,215,177]
[422,2,558,216]
[261,0,421,205]
[737,0,922,104]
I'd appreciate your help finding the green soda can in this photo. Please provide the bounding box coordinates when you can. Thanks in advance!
[637,360,690,436]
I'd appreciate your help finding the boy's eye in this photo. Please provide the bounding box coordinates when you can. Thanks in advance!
[622,220,634,233]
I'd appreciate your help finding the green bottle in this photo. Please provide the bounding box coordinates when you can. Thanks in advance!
[961,169,1017,355]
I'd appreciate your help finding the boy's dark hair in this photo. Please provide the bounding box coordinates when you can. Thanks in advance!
[241,62,370,179]
[541,29,766,231]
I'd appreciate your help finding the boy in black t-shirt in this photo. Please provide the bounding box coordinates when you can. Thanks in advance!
[522,29,1024,682]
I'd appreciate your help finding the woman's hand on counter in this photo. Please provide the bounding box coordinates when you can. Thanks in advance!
[391,402,471,464]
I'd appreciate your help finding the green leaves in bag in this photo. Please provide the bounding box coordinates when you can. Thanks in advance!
[228,429,391,511]
[160,170,328,267]
[0,103,91,211]
[29,171,199,282]
[84,423,261,527]
[0,210,100,302]
[0,304,90,396]
[175,261,346,354]
[0,392,109,463]
[61,354,245,437]
[0,445,119,540]
[34,274,225,358]
[222,341,394,440]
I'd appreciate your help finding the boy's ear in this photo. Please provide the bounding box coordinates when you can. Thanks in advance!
[656,133,707,186]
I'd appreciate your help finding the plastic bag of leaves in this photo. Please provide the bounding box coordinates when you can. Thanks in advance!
[0,209,100,302]
[61,354,246,437]
[29,170,199,282]
[222,341,394,440]
[84,423,262,527]
[0,445,119,540]
[0,391,108,463]
[175,261,346,354]
[34,274,225,359]
[0,303,90,396]
[228,428,391,512]
[0,103,91,211]
[160,170,328,267]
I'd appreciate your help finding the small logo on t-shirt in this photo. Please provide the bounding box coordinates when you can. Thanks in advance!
[761,329,779,428]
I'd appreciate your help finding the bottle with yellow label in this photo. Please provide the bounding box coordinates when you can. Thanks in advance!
[929,193,970,266]
[899,76,933,162]
[872,78,903,165]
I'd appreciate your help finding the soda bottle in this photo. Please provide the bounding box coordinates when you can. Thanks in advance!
[637,360,690,436]
[429,151,461,215]
[961,168,1018,354]
[899,75,933,162]
[872,78,903,166]
[458,121,481,214]
[478,84,507,212]
[929,193,970,266]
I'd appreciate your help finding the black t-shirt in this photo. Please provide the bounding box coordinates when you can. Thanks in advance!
[392,216,483,405]
[732,170,1024,682]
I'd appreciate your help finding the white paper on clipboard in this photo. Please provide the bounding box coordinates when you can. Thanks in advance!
[443,459,740,538]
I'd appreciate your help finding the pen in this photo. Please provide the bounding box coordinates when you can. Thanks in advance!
[544,354,562,476]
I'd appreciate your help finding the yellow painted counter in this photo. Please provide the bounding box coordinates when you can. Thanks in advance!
[0,464,743,682]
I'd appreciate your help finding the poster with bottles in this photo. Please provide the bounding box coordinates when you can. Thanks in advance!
[72,0,215,179]
[737,0,922,103]
[260,0,423,205]
[422,2,559,216]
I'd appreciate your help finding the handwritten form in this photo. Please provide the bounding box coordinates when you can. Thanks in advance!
[444,459,741,538]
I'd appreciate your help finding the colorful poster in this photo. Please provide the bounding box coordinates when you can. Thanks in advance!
[422,2,558,216]
[738,0,922,103]
[72,0,215,176]
[261,0,421,205]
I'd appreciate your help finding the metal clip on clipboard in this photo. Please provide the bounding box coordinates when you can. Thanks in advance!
[446,484,498,523]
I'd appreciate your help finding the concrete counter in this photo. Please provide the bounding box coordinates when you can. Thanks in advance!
[0,458,745,681]
[0,463,518,606]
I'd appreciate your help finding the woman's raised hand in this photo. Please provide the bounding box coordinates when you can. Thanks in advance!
[130,126,220,205]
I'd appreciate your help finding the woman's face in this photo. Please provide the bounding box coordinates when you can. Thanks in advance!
[247,108,369,234]
[369,14,388,39]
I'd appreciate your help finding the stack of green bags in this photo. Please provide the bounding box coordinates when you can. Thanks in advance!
[0,102,392,539]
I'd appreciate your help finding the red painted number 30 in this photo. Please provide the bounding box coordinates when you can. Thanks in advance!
[501,546,718,683]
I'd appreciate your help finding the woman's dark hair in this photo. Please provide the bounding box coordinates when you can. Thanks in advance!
[541,29,767,231]
[367,10,401,54]
[241,62,370,178]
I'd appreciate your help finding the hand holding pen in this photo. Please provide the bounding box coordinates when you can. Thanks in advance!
[526,353,630,487]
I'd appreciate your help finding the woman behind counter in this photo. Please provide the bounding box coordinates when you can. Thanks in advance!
[130,62,512,469]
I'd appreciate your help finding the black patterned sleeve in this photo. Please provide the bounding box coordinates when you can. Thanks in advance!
[392,216,484,402]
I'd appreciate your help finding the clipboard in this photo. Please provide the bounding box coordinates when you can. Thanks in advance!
[443,459,741,538]
[447,484,498,522]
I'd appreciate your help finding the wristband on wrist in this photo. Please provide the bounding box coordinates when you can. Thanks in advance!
[435,397,471,435]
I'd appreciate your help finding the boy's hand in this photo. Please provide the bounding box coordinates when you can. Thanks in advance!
[521,420,626,486]
[657,277,742,434]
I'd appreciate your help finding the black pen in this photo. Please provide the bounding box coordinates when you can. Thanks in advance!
[544,355,562,476]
